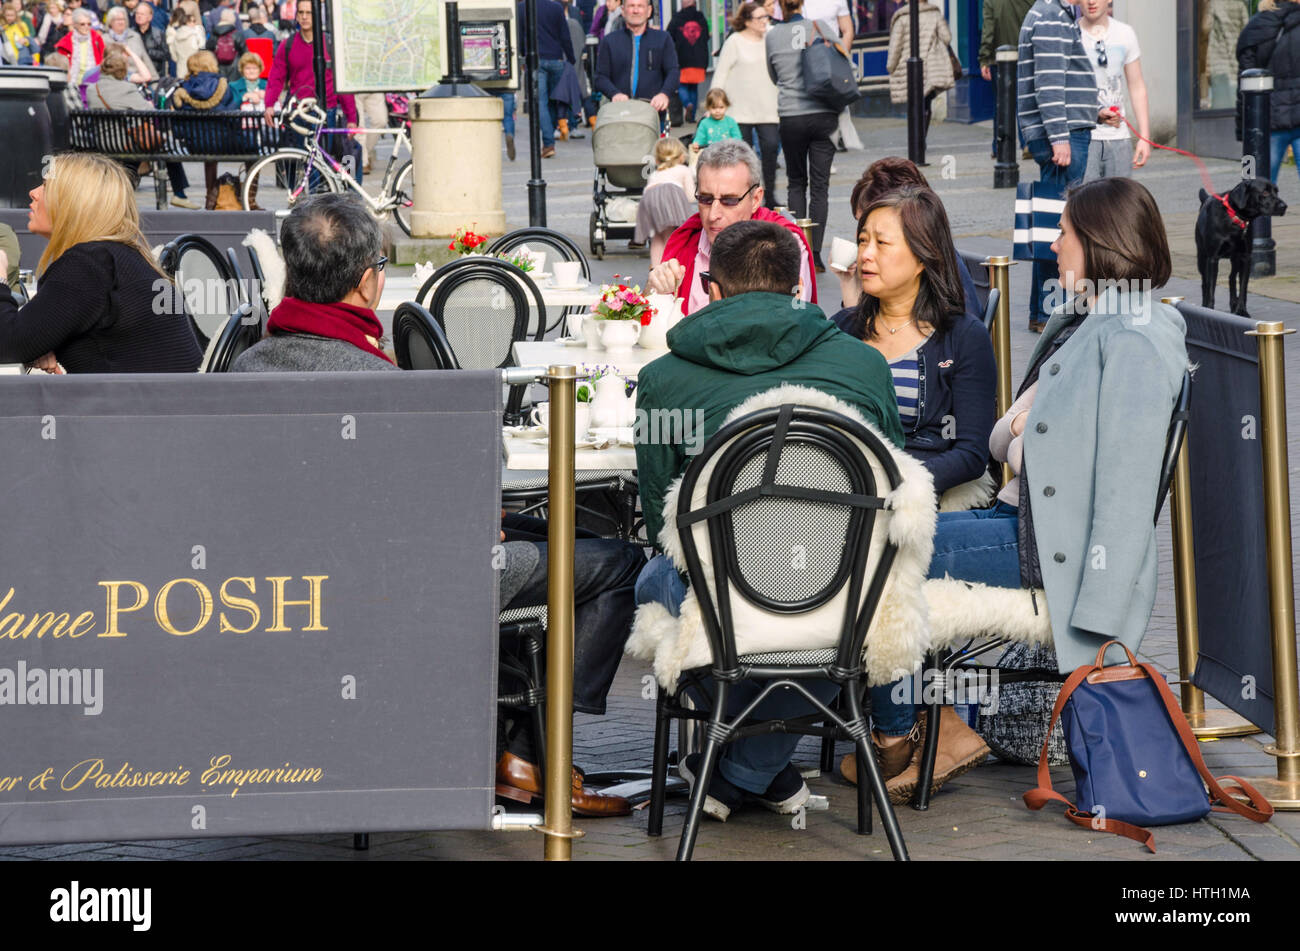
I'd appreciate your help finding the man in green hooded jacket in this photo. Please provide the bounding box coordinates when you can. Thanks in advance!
[632,218,903,820]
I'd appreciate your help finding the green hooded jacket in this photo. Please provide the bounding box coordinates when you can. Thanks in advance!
[634,292,904,549]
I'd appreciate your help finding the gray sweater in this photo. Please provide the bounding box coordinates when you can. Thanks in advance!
[231,333,399,372]
[765,18,841,118]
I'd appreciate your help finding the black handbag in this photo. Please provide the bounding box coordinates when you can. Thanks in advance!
[801,21,860,111]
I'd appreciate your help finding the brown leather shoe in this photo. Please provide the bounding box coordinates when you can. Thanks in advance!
[886,708,990,804]
[541,145,556,158]
[839,721,921,786]
[494,752,631,817]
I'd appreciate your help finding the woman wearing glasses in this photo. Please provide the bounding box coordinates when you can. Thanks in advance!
[712,2,780,206]
[765,0,839,271]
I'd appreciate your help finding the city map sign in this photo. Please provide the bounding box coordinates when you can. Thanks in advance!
[331,0,444,92]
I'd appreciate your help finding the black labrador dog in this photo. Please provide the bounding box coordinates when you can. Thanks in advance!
[1196,177,1287,317]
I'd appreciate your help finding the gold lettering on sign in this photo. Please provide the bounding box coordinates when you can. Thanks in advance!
[264,576,328,632]
[153,578,214,636]
[218,577,260,634]
[97,581,149,638]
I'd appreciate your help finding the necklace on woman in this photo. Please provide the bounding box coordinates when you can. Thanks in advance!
[879,316,915,335]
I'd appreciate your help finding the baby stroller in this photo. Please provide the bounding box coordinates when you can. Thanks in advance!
[590,99,661,260]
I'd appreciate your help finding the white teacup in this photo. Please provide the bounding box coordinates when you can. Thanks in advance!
[527,250,547,275]
[566,311,586,340]
[553,261,583,287]
[530,401,591,440]
[830,236,857,272]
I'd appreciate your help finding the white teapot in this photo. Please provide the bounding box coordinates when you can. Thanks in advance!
[587,373,635,429]
[640,294,684,350]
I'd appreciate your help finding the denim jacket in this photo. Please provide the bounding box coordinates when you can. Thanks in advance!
[831,308,997,495]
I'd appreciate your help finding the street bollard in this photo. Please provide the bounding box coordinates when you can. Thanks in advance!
[1243,322,1300,808]
[537,365,584,855]
[1241,69,1276,277]
[994,46,1019,189]
[1162,297,1260,738]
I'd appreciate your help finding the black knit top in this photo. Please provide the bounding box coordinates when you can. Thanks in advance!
[0,240,203,373]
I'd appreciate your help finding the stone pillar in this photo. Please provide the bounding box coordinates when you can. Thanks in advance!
[409,95,506,240]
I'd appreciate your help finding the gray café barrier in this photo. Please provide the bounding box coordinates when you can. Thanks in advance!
[0,370,503,844]
[1181,303,1277,734]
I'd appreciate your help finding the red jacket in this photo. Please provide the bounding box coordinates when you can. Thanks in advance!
[56,30,105,66]
[660,207,817,314]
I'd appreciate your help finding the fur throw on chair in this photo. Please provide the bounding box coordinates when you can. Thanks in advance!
[242,228,285,309]
[625,385,937,690]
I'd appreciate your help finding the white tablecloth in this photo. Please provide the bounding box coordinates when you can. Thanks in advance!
[502,429,637,471]
[512,340,668,379]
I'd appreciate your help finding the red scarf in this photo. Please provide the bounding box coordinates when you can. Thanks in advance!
[267,297,394,365]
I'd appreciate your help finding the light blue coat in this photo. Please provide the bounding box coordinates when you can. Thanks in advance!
[1021,287,1188,672]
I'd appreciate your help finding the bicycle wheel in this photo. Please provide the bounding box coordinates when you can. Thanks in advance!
[390,160,413,236]
[242,150,341,217]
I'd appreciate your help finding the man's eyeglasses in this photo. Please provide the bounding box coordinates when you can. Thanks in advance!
[699,271,714,295]
[695,183,758,207]
[372,256,388,273]
[1094,39,1107,68]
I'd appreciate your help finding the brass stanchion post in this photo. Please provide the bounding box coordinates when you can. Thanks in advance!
[984,255,1014,485]
[1161,297,1259,737]
[1243,321,1300,807]
[536,365,585,854]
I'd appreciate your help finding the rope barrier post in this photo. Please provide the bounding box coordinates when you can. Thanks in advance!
[993,46,1018,189]
[796,218,817,258]
[984,255,1015,485]
[1241,69,1275,277]
[1162,297,1261,738]
[1243,322,1300,808]
[535,364,584,855]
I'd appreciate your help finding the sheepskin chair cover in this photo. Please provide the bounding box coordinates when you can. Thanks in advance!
[625,385,937,690]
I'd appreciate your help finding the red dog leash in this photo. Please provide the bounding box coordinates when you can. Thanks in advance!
[1112,107,1249,230]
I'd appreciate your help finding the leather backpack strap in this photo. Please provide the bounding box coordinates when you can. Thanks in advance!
[1137,661,1274,823]
[810,20,849,58]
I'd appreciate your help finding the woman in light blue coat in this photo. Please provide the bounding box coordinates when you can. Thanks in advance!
[931,176,1188,673]
[853,177,1188,802]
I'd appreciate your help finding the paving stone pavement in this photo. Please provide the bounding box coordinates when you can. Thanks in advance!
[11,113,1298,862]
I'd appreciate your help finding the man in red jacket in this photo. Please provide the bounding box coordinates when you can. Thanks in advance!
[646,140,816,316]
[261,0,357,131]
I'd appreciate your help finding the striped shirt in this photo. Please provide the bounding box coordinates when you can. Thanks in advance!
[1016,0,1099,144]
[889,344,922,428]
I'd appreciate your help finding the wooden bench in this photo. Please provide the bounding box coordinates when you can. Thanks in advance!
[67,109,292,210]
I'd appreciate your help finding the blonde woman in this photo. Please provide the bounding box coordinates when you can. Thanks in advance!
[166,3,203,78]
[0,153,203,373]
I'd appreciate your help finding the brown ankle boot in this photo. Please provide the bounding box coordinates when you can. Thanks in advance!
[839,721,921,786]
[557,118,570,140]
[885,708,990,804]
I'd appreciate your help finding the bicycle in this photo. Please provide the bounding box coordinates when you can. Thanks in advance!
[241,98,415,235]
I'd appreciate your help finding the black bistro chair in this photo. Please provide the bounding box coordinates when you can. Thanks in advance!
[909,370,1194,809]
[202,303,262,373]
[392,302,459,370]
[645,402,915,861]
[159,233,238,349]
[425,257,546,425]
[486,227,591,335]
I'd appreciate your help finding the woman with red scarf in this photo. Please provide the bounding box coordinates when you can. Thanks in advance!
[233,193,396,372]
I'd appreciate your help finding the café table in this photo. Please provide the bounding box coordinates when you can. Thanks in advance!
[511,339,668,380]
[501,426,637,471]
[376,274,602,315]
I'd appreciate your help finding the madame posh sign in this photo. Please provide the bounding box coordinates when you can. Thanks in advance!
[0,372,503,843]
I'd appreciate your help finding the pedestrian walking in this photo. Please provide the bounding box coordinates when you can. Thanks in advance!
[887,0,956,139]
[711,0,780,204]
[1017,0,1100,332]
[1237,0,1300,185]
[517,0,575,158]
[978,0,1033,155]
[666,0,709,122]
[1077,0,1149,180]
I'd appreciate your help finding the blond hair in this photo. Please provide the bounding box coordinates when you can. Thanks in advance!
[654,136,687,170]
[186,49,218,75]
[39,152,166,279]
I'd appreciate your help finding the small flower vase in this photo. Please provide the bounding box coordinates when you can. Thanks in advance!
[639,295,679,350]
[597,318,640,355]
[588,375,633,429]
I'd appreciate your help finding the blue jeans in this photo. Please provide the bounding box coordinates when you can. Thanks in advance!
[870,501,1021,735]
[496,90,516,138]
[1270,126,1300,184]
[537,58,565,147]
[635,555,840,793]
[678,82,698,116]
[1025,131,1090,324]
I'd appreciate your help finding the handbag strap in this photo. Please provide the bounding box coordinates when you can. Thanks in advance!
[810,20,848,59]
[1024,639,1273,853]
